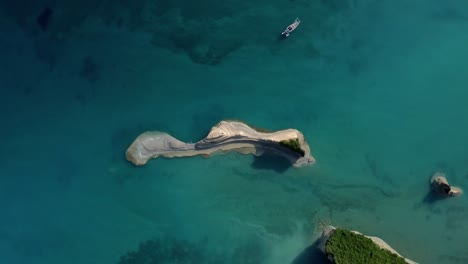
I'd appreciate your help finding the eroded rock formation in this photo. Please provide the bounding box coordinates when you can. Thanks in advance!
[126,120,315,167]
[431,172,463,197]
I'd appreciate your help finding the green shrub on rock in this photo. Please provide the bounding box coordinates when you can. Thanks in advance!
[325,229,407,264]
[279,139,305,157]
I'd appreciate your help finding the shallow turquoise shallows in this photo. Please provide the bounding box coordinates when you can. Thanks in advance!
[1,0,468,263]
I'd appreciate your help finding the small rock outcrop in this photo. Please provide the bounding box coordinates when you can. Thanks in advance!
[431,172,463,197]
[126,120,315,167]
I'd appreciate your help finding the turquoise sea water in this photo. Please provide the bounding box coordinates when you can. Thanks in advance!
[1,0,468,263]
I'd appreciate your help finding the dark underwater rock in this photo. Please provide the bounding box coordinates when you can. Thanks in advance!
[36,7,53,31]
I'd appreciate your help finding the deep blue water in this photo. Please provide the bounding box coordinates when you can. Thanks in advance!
[1,0,468,263]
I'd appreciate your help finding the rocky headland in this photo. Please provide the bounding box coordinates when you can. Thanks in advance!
[126,120,315,167]
[317,226,418,264]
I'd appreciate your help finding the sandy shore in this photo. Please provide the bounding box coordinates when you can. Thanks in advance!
[126,120,315,167]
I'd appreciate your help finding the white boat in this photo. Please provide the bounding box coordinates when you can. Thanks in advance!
[281,18,301,37]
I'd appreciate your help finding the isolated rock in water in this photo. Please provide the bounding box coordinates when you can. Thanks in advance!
[126,120,315,167]
[317,226,418,264]
[431,172,463,197]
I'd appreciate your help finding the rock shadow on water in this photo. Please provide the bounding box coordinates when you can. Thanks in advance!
[421,190,447,205]
[250,153,291,174]
[292,243,328,264]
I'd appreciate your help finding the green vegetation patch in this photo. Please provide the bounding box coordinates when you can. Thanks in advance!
[279,138,305,157]
[325,229,407,264]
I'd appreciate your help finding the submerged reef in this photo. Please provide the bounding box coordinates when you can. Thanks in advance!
[126,120,315,167]
[317,226,417,264]
[118,239,204,264]
[36,7,53,31]
[118,237,267,264]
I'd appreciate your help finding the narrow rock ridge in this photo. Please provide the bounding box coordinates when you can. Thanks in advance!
[126,120,315,167]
